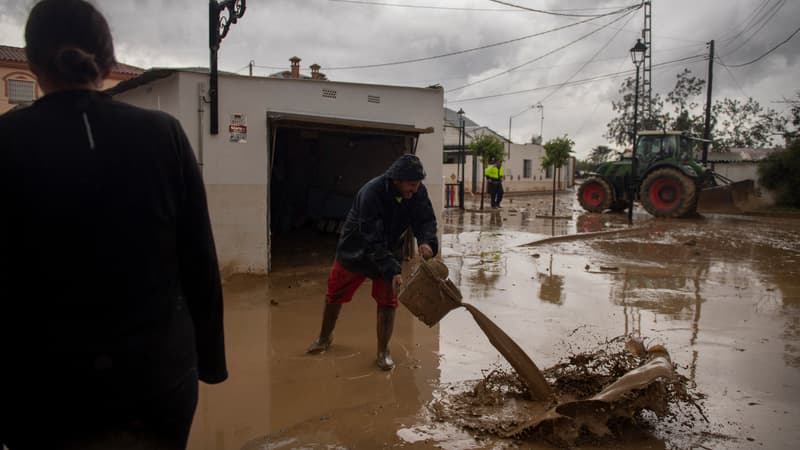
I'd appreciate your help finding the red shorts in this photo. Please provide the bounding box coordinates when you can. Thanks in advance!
[325,259,397,308]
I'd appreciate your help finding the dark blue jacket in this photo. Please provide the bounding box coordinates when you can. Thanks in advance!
[336,174,438,281]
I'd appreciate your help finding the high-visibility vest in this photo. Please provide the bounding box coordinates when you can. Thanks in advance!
[484,165,503,180]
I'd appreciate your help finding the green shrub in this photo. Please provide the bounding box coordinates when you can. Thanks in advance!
[758,140,800,207]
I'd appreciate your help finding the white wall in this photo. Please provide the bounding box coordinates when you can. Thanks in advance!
[442,143,571,196]
[116,71,444,275]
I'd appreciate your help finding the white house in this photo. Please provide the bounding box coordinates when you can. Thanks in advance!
[109,69,444,275]
[442,108,573,200]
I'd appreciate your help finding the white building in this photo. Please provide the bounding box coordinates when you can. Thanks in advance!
[442,108,573,200]
[110,69,444,275]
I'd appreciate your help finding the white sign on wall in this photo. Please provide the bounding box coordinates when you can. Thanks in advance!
[229,113,247,143]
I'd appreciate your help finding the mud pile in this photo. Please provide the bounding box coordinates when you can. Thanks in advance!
[429,336,705,446]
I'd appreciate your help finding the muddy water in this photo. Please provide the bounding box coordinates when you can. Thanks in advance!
[187,192,800,449]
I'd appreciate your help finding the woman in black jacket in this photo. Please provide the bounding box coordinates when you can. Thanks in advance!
[0,1,227,448]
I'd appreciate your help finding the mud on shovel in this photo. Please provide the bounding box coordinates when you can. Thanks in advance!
[398,259,552,401]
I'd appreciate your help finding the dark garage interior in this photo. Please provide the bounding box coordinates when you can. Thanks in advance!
[267,114,430,271]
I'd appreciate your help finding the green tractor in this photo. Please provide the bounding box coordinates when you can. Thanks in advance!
[577,131,753,218]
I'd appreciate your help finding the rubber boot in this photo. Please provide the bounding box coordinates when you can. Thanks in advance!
[306,302,342,354]
[376,306,396,370]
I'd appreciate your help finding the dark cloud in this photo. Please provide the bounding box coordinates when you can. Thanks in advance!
[3,0,797,156]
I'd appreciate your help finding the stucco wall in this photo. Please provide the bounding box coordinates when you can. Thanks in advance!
[115,71,444,274]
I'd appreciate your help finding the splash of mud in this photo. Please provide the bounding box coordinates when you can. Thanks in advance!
[428,337,705,446]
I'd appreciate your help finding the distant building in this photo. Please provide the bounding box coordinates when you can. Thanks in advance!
[0,44,143,114]
[442,107,573,196]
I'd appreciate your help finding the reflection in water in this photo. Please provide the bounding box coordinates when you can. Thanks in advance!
[538,255,565,304]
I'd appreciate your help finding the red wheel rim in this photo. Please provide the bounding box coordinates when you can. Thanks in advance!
[581,182,605,207]
[648,177,680,210]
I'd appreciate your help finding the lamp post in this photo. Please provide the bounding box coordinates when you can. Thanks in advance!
[209,0,246,135]
[628,38,647,225]
[457,108,466,209]
[536,103,544,144]
[508,104,537,160]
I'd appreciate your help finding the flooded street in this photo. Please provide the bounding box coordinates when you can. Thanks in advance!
[188,191,800,449]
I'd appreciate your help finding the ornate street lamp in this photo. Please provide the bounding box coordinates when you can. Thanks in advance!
[209,0,246,134]
[457,108,466,209]
[627,38,647,225]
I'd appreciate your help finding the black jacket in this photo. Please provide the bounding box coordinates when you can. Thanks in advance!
[336,173,438,281]
[0,91,227,414]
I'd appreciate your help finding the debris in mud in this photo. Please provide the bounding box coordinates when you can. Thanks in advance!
[429,336,706,446]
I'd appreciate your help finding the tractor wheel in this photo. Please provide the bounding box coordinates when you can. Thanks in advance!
[577,177,613,213]
[639,168,698,218]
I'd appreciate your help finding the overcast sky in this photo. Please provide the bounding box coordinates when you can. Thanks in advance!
[1,0,798,158]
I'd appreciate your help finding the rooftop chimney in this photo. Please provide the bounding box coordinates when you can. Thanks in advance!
[310,63,321,80]
[289,56,301,79]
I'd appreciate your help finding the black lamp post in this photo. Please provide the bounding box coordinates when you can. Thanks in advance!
[627,38,647,225]
[209,0,246,135]
[457,108,466,209]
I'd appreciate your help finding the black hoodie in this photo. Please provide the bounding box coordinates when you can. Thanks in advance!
[335,170,438,281]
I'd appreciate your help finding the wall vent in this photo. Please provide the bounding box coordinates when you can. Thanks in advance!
[367,95,381,104]
[322,88,337,99]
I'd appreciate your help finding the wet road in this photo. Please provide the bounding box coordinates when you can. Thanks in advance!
[188,191,800,449]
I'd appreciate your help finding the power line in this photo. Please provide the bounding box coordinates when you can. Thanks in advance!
[719,24,800,67]
[715,56,750,98]
[327,0,521,12]
[445,54,706,104]
[718,0,771,45]
[446,9,638,93]
[487,0,640,17]
[322,4,641,70]
[533,8,638,105]
[328,0,639,14]
[721,0,787,57]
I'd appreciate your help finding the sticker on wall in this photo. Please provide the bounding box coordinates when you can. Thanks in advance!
[229,113,247,143]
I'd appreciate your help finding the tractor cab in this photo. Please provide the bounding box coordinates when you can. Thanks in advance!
[634,131,703,175]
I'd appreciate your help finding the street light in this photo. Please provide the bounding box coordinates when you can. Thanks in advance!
[536,103,544,144]
[209,0,247,135]
[508,104,537,160]
[457,108,466,209]
[627,38,647,225]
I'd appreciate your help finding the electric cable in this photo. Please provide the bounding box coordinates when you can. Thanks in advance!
[718,24,800,67]
[321,4,641,71]
[445,54,706,104]
[445,9,638,93]
[533,8,638,105]
[721,0,787,57]
[488,0,641,18]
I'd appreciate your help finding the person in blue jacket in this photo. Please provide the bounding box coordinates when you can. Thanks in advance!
[307,154,438,370]
[0,1,226,448]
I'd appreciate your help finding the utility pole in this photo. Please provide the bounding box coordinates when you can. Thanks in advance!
[642,1,652,122]
[702,39,715,165]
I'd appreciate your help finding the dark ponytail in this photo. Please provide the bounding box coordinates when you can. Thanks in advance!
[25,0,116,84]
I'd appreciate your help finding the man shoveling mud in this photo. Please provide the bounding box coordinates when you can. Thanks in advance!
[307,154,438,370]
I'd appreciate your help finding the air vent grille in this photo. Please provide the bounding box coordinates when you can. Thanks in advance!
[322,88,337,99]
[367,95,381,104]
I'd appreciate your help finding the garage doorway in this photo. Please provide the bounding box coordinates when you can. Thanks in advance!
[266,113,433,272]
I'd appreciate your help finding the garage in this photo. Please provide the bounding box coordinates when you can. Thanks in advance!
[110,69,444,275]
[266,113,433,270]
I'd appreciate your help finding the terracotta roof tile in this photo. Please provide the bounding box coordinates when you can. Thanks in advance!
[0,44,143,76]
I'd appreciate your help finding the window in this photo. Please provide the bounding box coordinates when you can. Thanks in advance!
[545,166,553,179]
[8,79,35,103]
[443,149,465,164]
[523,159,532,178]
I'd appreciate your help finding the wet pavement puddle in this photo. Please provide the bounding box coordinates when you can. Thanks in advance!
[189,193,800,449]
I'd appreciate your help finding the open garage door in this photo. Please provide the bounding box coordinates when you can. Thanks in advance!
[267,112,433,272]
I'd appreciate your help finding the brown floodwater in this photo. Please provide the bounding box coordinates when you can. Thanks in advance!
[187,192,800,449]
